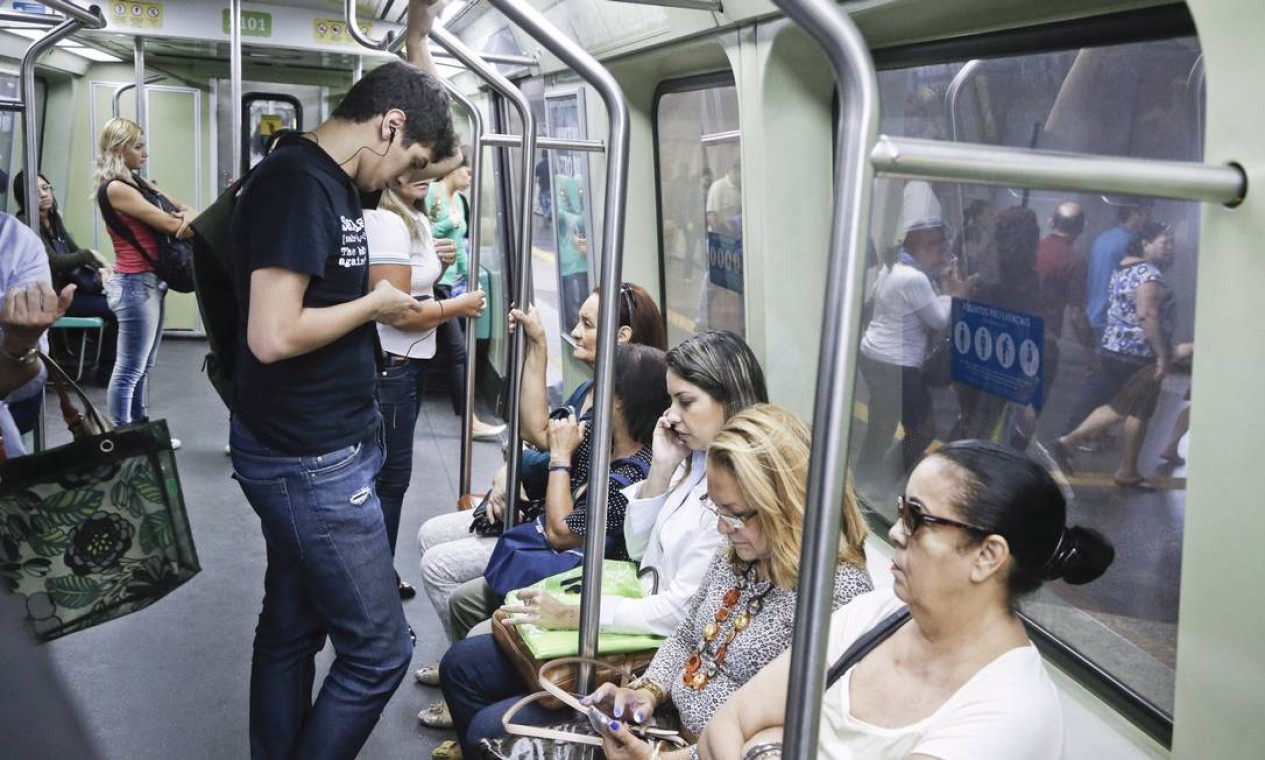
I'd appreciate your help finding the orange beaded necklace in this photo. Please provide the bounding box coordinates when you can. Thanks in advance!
[681,561,773,691]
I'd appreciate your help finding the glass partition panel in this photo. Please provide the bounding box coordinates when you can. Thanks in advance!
[654,78,744,346]
[854,36,1203,721]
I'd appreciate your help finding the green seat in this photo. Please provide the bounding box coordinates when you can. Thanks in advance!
[50,316,106,383]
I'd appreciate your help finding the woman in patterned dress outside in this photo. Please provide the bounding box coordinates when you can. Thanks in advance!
[1051,222,1178,488]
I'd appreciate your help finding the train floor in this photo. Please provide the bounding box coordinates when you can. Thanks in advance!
[38,337,500,759]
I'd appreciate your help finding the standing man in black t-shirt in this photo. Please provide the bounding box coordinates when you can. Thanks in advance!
[228,3,459,756]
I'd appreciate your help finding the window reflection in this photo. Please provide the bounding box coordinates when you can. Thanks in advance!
[655,81,744,345]
[854,37,1202,718]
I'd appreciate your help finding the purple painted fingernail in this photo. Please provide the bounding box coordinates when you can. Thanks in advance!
[634,711,645,723]
[609,721,621,732]
[613,705,623,717]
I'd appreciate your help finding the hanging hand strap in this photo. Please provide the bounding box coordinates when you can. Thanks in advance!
[825,607,911,689]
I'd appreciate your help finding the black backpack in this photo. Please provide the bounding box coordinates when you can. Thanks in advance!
[97,177,196,293]
[188,172,251,412]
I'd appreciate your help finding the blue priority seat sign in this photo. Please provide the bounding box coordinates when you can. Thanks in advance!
[950,299,1045,409]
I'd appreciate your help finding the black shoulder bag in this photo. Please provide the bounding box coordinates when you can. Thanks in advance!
[825,606,912,688]
[97,177,196,293]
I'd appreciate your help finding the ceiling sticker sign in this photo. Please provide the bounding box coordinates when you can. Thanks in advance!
[109,0,163,30]
[222,9,272,38]
[313,17,371,45]
[258,114,283,137]
[950,299,1045,408]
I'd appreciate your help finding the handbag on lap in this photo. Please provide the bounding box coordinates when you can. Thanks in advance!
[0,355,200,641]
[490,560,664,709]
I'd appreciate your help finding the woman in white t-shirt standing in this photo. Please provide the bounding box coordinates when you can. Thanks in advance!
[367,176,486,599]
[701,440,1115,760]
[857,218,972,476]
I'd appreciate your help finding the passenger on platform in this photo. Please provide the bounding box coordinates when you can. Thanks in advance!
[425,153,505,440]
[93,117,195,437]
[561,405,872,760]
[0,212,73,456]
[856,218,973,477]
[1035,202,1097,404]
[414,283,666,646]
[1052,222,1178,489]
[700,440,1114,760]
[500,330,768,637]
[705,158,741,237]
[226,1,459,753]
[1062,202,1151,442]
[14,171,118,387]
[367,174,486,600]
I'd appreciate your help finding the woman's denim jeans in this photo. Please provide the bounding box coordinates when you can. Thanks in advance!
[105,272,165,425]
[375,356,426,557]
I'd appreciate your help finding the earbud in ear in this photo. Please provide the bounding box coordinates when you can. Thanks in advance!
[388,126,397,145]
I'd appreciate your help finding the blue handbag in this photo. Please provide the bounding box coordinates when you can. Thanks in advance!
[483,448,649,600]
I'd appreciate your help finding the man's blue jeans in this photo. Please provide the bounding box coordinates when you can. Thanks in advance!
[230,418,412,759]
[375,356,426,557]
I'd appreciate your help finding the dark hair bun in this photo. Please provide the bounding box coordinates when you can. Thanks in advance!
[1048,526,1115,585]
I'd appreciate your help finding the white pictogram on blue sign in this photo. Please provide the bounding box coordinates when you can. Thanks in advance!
[949,299,1045,408]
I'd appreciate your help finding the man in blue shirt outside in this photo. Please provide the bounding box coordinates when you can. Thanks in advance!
[1085,203,1150,340]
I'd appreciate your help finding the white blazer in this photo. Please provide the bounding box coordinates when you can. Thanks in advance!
[601,450,724,636]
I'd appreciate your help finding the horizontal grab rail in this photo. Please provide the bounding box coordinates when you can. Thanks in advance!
[871,135,1246,206]
[481,134,605,152]
[0,10,62,25]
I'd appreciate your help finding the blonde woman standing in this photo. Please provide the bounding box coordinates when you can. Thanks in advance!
[93,117,195,435]
[367,175,486,598]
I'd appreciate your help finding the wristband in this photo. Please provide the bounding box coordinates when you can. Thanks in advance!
[549,464,571,473]
[438,300,446,318]
[743,743,782,760]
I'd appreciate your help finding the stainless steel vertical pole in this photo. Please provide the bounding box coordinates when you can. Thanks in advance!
[486,0,631,691]
[20,17,84,237]
[429,26,536,528]
[765,0,878,756]
[134,36,147,178]
[229,0,242,177]
[442,83,486,501]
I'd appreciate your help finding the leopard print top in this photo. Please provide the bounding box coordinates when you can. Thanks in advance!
[642,549,873,737]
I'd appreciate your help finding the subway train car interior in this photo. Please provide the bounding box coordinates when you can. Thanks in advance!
[0,0,1260,757]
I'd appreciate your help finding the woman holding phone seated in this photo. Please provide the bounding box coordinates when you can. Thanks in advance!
[699,440,1115,760]
[441,404,872,758]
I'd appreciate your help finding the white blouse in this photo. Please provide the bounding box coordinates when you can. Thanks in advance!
[600,451,724,636]
[364,207,443,359]
[820,590,1065,760]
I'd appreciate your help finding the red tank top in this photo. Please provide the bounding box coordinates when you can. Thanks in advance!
[103,189,161,275]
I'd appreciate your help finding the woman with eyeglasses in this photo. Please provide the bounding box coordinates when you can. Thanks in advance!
[570,404,872,760]
[700,440,1114,760]
[433,332,771,751]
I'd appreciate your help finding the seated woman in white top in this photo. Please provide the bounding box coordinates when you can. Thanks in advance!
[700,440,1115,760]
[501,329,769,636]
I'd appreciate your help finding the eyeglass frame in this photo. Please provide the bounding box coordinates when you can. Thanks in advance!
[700,493,751,531]
[896,494,993,538]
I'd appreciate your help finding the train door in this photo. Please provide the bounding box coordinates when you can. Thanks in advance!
[89,82,203,331]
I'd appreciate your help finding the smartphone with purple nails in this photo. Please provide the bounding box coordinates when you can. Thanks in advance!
[586,705,617,736]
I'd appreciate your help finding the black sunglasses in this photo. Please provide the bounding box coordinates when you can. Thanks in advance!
[897,495,992,538]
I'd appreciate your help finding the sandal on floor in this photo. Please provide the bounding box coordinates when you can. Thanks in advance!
[1114,476,1157,491]
[432,739,462,759]
[415,663,441,686]
[1047,439,1076,475]
[418,700,453,729]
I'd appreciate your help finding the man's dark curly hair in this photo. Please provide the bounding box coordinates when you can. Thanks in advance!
[332,60,459,161]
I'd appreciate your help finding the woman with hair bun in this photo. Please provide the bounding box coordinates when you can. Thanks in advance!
[702,439,1114,760]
